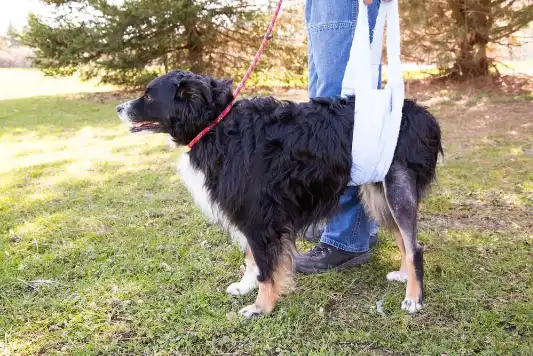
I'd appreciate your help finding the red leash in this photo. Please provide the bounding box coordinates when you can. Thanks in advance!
[187,0,284,149]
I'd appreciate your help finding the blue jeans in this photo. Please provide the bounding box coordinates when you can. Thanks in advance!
[306,0,380,253]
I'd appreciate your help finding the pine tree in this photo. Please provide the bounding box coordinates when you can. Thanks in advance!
[20,0,306,88]
[400,0,533,77]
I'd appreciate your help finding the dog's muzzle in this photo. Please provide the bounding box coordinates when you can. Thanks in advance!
[116,102,132,124]
[116,101,161,134]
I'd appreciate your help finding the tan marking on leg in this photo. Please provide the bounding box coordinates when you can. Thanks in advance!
[405,255,419,299]
[274,242,295,295]
[239,244,294,318]
[255,248,294,312]
[254,281,278,314]
[382,177,424,313]
[402,251,423,313]
[396,228,423,313]
[395,230,408,273]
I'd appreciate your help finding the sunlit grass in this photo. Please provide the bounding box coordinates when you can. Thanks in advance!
[0,69,114,100]
[1,71,532,354]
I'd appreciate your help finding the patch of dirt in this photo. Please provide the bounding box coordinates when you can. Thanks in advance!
[437,101,533,142]
[406,74,533,102]
[421,201,532,235]
[402,75,533,145]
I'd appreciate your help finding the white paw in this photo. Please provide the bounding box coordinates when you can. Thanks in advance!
[401,298,424,314]
[387,271,408,283]
[226,281,256,296]
[238,304,263,318]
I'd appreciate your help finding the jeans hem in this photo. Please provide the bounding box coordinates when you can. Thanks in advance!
[320,237,370,253]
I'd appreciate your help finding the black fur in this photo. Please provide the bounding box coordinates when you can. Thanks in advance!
[118,70,443,298]
[413,247,424,301]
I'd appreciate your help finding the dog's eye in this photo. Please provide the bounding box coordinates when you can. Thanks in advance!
[144,93,152,101]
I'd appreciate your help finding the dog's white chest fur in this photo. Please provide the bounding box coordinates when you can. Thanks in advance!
[178,153,248,251]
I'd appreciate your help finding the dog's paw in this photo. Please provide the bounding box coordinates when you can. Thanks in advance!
[386,271,408,283]
[401,298,424,314]
[226,281,256,296]
[239,304,263,318]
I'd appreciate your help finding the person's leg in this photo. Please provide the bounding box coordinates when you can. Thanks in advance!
[297,0,380,273]
[320,186,372,252]
[305,0,318,99]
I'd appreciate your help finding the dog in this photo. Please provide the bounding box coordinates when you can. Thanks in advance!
[117,70,443,317]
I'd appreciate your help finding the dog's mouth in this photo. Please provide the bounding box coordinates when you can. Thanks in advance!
[129,121,161,133]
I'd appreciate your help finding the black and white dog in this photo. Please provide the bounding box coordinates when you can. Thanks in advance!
[117,70,443,317]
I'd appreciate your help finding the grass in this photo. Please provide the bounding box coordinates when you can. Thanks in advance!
[0,69,115,100]
[1,69,533,355]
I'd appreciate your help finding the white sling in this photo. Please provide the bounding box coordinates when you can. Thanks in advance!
[341,0,404,185]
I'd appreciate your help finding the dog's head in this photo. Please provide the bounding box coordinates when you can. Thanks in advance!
[116,70,233,145]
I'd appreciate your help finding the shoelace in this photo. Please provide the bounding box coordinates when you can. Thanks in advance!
[309,244,331,257]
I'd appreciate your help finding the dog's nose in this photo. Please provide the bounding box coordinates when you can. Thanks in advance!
[116,104,124,112]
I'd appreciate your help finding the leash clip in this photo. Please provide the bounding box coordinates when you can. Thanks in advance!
[265,33,273,40]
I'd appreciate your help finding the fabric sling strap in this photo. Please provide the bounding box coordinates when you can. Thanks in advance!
[341,0,405,185]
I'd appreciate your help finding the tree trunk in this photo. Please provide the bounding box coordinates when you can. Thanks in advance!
[448,0,492,78]
[186,29,204,73]
[452,33,489,77]
[182,0,204,73]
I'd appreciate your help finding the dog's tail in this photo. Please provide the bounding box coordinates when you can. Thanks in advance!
[400,99,443,201]
[437,131,444,165]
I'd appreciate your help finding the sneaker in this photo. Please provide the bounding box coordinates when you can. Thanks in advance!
[296,235,378,274]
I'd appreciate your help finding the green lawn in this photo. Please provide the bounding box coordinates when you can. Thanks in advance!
[0,69,114,100]
[1,72,532,355]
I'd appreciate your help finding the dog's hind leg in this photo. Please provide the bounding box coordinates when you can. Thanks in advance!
[359,184,407,283]
[383,164,424,314]
[386,229,409,283]
[238,233,294,318]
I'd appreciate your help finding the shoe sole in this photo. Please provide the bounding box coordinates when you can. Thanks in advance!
[334,251,371,272]
[297,251,371,274]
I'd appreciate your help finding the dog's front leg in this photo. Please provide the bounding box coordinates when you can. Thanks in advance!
[226,245,259,296]
[238,235,294,318]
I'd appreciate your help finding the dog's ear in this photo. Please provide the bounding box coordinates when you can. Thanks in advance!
[211,79,233,107]
[175,77,213,105]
